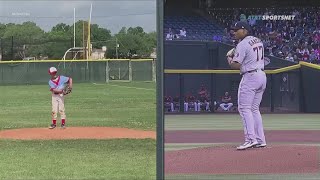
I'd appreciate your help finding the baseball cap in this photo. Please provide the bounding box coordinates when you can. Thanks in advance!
[231,21,251,32]
[48,67,57,74]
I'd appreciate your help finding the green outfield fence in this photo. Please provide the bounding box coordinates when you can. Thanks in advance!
[0,59,156,85]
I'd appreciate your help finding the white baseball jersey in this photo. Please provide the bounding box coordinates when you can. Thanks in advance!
[232,36,265,74]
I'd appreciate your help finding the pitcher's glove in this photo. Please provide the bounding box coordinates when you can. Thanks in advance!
[63,85,72,95]
[226,48,236,58]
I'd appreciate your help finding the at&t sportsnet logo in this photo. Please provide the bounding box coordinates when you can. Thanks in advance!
[244,14,296,21]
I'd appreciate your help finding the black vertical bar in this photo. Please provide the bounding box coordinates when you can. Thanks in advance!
[210,73,215,112]
[156,0,164,178]
[270,74,274,112]
[11,36,14,60]
[0,38,1,59]
[299,68,305,112]
[179,73,184,112]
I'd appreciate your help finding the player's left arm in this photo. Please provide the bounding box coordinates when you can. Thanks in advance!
[227,43,247,69]
[67,77,73,89]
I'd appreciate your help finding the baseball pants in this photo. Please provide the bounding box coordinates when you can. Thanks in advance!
[237,70,266,144]
[52,94,66,120]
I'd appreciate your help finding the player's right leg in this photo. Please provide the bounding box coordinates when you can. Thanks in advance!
[237,75,258,150]
[194,102,198,111]
[184,102,188,112]
[227,103,233,111]
[205,102,210,111]
[170,102,174,112]
[49,96,58,129]
[220,103,226,111]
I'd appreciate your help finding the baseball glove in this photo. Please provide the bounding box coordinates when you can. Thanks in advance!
[226,48,236,58]
[63,85,72,95]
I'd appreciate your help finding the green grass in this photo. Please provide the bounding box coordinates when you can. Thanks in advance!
[165,114,320,130]
[0,82,156,180]
[0,139,156,180]
[0,82,156,130]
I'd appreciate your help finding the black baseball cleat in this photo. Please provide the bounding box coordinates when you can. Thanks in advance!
[49,124,56,129]
[61,124,66,129]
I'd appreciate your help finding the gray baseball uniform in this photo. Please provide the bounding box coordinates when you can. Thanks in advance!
[233,35,267,145]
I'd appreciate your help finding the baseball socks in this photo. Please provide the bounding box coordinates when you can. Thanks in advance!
[61,119,66,128]
[49,119,57,129]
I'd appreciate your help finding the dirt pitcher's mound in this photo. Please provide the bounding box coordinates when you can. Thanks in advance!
[0,127,156,140]
[165,145,319,174]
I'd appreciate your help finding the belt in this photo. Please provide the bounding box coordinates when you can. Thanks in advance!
[241,69,264,75]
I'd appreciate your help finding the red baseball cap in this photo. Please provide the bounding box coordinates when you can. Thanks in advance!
[48,67,57,75]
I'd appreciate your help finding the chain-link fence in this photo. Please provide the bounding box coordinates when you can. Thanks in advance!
[0,59,155,85]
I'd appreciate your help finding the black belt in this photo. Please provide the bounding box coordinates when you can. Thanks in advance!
[241,69,264,75]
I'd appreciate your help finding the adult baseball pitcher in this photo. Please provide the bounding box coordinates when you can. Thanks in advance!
[48,67,73,129]
[227,21,267,150]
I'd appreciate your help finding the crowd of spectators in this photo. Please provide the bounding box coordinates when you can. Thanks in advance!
[208,7,320,64]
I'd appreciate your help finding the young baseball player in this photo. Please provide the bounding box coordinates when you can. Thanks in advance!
[227,21,267,150]
[48,67,72,129]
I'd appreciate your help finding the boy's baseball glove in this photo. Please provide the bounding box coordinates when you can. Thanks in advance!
[63,85,72,95]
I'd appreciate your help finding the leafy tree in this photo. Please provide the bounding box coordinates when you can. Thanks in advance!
[0,21,155,60]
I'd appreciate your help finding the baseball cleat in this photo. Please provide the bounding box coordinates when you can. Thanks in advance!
[237,141,258,150]
[61,124,66,129]
[254,143,267,148]
[49,124,56,129]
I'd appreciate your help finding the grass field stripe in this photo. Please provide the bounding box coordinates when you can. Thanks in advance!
[109,84,155,91]
[92,83,155,91]
[92,83,156,91]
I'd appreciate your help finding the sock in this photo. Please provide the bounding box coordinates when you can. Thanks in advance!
[52,119,57,125]
[61,119,65,125]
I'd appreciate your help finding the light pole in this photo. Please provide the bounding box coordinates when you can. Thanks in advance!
[115,37,118,59]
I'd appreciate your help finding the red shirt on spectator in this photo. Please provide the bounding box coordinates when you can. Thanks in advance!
[302,52,310,61]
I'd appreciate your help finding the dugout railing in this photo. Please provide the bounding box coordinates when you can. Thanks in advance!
[164,61,320,113]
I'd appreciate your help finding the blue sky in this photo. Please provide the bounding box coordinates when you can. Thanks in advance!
[0,0,156,34]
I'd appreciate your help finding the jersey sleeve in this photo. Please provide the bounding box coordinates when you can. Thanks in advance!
[232,42,247,64]
[60,76,70,84]
[48,81,55,91]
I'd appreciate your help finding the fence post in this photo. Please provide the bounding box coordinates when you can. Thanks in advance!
[210,73,215,112]
[129,59,132,82]
[270,74,275,112]
[106,60,109,83]
[11,36,14,60]
[152,59,156,82]
[179,73,184,113]
[299,67,305,112]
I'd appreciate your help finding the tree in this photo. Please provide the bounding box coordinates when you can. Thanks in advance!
[105,26,156,58]
[0,21,155,60]
[1,22,45,60]
[127,26,145,35]
[90,24,112,49]
[51,23,71,33]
